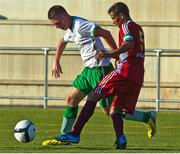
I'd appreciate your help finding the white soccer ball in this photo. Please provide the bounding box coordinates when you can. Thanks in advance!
[14,120,36,143]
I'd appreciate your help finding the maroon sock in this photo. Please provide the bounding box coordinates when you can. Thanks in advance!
[111,112,123,139]
[72,100,97,135]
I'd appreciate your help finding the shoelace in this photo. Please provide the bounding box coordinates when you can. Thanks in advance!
[48,140,61,145]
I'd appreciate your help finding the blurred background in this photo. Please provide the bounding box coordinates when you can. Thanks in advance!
[0,0,179,110]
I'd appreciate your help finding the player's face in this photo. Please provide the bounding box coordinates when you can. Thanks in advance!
[109,12,123,27]
[50,15,69,30]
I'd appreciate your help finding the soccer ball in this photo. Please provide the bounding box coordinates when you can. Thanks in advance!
[14,120,36,143]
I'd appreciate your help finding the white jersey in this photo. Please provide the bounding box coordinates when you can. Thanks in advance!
[63,16,111,68]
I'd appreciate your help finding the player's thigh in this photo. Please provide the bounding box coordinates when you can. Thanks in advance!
[66,87,87,106]
[110,82,141,114]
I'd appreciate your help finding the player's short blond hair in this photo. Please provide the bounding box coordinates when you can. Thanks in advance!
[108,2,129,17]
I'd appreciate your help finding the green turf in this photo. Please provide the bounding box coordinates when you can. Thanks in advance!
[0,107,180,153]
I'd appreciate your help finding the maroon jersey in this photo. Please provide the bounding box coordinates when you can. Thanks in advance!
[116,20,145,85]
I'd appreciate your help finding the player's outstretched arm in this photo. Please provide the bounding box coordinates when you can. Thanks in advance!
[52,38,67,78]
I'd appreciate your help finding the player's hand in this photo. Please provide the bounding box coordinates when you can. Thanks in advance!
[96,50,109,61]
[52,60,63,78]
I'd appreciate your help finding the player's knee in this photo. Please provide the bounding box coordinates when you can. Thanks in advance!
[110,111,121,118]
[109,106,115,116]
[109,107,120,117]
[110,108,124,118]
[87,91,96,100]
[87,91,103,102]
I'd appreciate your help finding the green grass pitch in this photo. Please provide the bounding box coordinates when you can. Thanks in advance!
[0,106,180,153]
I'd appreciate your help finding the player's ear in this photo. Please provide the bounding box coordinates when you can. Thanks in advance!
[118,13,123,19]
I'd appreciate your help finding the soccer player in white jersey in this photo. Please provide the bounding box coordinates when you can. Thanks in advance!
[42,5,156,146]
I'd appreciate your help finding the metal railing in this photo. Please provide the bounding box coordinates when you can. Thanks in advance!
[0,47,180,111]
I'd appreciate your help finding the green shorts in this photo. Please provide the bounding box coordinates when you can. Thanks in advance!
[72,63,114,108]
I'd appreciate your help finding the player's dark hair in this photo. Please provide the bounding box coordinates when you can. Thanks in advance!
[48,5,67,19]
[108,2,129,17]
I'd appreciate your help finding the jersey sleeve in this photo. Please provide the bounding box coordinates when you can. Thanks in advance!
[122,23,134,42]
[77,21,100,37]
[63,29,74,43]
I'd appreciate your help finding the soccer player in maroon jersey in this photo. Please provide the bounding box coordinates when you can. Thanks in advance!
[56,2,156,149]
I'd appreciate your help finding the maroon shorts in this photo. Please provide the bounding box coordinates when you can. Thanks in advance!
[94,70,141,114]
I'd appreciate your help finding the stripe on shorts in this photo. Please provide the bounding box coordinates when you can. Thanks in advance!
[95,70,118,94]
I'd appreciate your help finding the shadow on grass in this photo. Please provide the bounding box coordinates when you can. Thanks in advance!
[124,147,180,152]
[40,145,110,151]
[1,145,179,153]
[41,145,180,152]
